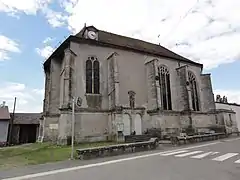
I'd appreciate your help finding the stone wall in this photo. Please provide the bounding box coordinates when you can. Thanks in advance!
[44,111,110,144]
[74,112,109,140]
[151,113,181,129]
[107,53,120,109]
[191,112,216,128]
[43,69,50,113]
[70,42,205,111]
[200,74,216,112]
[145,60,158,110]
[42,39,220,143]
[216,102,240,131]
[216,110,238,133]
[176,66,189,111]
[43,116,59,142]
[49,59,61,114]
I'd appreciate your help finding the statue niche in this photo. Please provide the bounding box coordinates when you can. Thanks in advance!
[128,91,136,109]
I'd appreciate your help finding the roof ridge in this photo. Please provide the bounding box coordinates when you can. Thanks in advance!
[99,29,193,62]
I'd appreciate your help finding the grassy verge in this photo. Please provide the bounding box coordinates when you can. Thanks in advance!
[0,141,116,170]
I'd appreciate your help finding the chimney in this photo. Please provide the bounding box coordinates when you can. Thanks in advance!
[2,101,6,107]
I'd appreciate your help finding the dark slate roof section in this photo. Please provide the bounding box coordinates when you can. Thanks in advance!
[0,106,10,120]
[11,113,41,125]
[43,25,203,69]
[76,26,202,67]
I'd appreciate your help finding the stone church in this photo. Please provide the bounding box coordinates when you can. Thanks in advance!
[41,25,237,144]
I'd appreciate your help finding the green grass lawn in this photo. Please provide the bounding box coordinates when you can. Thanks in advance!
[0,141,116,170]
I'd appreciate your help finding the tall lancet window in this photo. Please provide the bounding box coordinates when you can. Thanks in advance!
[158,65,172,110]
[86,56,100,94]
[188,71,200,111]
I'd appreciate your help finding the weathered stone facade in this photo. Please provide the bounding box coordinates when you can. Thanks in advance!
[42,26,235,144]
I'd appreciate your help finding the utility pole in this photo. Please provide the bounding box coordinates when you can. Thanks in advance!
[8,97,17,145]
[70,96,82,160]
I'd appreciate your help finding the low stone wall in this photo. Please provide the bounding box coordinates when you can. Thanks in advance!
[125,135,152,143]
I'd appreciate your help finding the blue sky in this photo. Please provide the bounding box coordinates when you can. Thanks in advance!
[0,0,240,112]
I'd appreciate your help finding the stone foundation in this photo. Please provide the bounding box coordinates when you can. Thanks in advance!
[42,108,237,144]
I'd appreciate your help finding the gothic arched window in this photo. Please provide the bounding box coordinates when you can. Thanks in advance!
[86,56,100,94]
[158,65,172,110]
[188,71,200,111]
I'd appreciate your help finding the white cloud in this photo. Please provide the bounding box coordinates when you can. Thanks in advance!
[0,0,67,28]
[59,0,78,13]
[0,82,44,113]
[214,89,240,104]
[0,35,20,61]
[43,37,54,44]
[36,37,56,59]
[0,0,66,29]
[1,0,240,69]
[0,0,52,15]
[42,8,67,28]
[61,0,240,70]
[36,45,54,59]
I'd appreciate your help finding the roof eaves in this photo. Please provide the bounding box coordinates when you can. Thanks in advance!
[43,36,71,71]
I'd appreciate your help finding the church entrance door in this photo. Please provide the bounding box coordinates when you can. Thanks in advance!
[122,114,131,136]
[134,114,142,135]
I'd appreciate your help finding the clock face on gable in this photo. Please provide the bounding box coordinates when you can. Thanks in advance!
[87,31,97,40]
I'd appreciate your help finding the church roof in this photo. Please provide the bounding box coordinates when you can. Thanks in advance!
[43,25,202,70]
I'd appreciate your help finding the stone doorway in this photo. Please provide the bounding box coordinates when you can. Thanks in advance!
[122,114,131,136]
[134,114,142,135]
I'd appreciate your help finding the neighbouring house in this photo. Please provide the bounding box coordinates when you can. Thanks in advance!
[0,104,10,146]
[215,95,240,131]
[10,113,41,145]
[41,25,236,144]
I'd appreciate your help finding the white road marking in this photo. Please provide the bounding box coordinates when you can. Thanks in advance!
[212,153,239,162]
[234,159,240,163]
[160,150,189,156]
[221,137,240,142]
[191,152,219,159]
[175,151,203,157]
[4,137,240,180]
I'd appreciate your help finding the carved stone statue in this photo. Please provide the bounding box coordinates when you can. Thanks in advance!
[216,95,221,102]
[128,90,136,109]
[225,97,228,103]
[219,97,223,103]
[222,96,226,103]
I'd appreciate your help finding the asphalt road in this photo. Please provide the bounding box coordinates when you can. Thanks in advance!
[2,137,240,180]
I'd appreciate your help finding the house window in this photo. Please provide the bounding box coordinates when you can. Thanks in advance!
[188,71,200,111]
[86,56,100,94]
[158,65,172,110]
